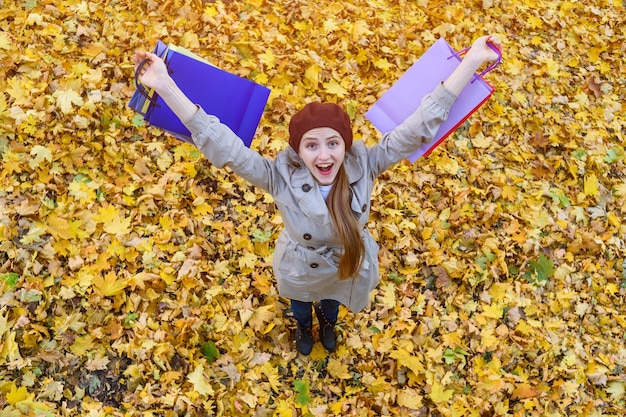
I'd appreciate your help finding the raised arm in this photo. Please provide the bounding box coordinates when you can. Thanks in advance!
[132,50,282,194]
[443,35,502,96]
[367,35,502,174]
[133,51,198,123]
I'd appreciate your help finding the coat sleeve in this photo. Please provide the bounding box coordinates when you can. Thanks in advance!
[367,83,458,176]
[183,109,281,194]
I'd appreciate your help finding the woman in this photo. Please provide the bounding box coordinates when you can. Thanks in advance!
[133,35,502,355]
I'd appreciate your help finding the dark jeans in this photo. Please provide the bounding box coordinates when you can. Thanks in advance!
[291,299,340,327]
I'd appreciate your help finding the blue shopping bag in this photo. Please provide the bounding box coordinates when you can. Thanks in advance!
[129,41,271,147]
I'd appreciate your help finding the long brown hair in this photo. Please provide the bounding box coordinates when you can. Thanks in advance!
[327,165,365,280]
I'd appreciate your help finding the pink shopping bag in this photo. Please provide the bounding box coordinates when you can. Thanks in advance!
[365,38,501,162]
[129,41,271,147]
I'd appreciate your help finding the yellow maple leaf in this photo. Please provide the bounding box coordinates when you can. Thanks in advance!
[429,381,454,404]
[6,382,33,405]
[248,303,275,332]
[480,327,500,350]
[606,381,625,401]
[377,282,396,309]
[511,383,539,399]
[323,18,340,33]
[506,57,524,75]
[303,65,320,89]
[482,303,504,319]
[82,42,104,57]
[262,363,281,392]
[273,400,295,417]
[103,216,131,235]
[396,388,423,409]
[69,181,97,203]
[501,185,517,201]
[0,31,10,50]
[82,68,103,85]
[71,62,90,76]
[20,223,47,245]
[327,358,351,379]
[239,252,258,270]
[128,272,159,290]
[187,364,214,396]
[7,77,33,106]
[93,271,128,297]
[204,4,218,17]
[390,348,424,376]
[46,215,73,240]
[583,173,599,196]
[323,80,348,98]
[527,16,542,29]
[436,153,459,175]
[351,20,372,41]
[94,205,132,235]
[471,132,491,148]
[29,145,53,169]
[259,49,276,69]
[373,58,392,70]
[53,89,84,114]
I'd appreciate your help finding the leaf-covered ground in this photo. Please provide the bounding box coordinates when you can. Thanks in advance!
[1,0,625,415]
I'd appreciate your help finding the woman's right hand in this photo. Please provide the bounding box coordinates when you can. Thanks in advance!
[133,51,171,92]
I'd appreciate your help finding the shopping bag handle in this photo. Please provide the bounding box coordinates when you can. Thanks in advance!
[448,40,502,82]
[134,58,162,112]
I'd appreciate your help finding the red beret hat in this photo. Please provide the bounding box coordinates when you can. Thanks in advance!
[288,102,353,152]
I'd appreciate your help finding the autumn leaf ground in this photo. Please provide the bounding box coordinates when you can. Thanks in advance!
[1,0,626,416]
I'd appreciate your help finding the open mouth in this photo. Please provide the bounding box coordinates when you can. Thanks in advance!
[316,163,334,175]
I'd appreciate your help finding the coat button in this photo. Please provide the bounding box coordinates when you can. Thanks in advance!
[361,204,367,213]
[310,263,319,268]
[302,183,312,192]
[292,162,301,168]
[303,233,312,240]
[307,246,315,250]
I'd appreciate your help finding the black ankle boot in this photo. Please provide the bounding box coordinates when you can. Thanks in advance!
[314,303,336,352]
[295,323,314,355]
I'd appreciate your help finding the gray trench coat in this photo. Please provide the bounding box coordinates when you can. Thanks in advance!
[184,84,457,312]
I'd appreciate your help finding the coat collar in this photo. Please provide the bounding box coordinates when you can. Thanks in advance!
[280,143,367,223]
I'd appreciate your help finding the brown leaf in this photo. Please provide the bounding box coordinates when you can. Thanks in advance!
[585,76,603,98]
[511,383,540,400]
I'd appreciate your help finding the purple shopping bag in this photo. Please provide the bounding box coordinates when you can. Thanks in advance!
[365,38,501,162]
[129,41,271,147]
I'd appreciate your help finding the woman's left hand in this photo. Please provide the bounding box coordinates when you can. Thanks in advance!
[465,35,502,67]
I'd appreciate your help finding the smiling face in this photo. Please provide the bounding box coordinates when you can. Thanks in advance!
[298,127,346,186]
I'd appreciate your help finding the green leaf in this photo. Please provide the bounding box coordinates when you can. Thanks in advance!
[252,229,272,243]
[443,348,458,364]
[200,341,220,363]
[20,289,42,303]
[604,147,624,164]
[124,312,139,328]
[293,379,310,406]
[443,346,469,365]
[131,113,145,127]
[22,0,37,10]
[1,273,20,289]
[572,148,587,160]
[524,254,555,283]
[550,188,571,208]
[345,100,357,120]
[87,374,102,394]
[389,272,405,283]
[74,173,92,183]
